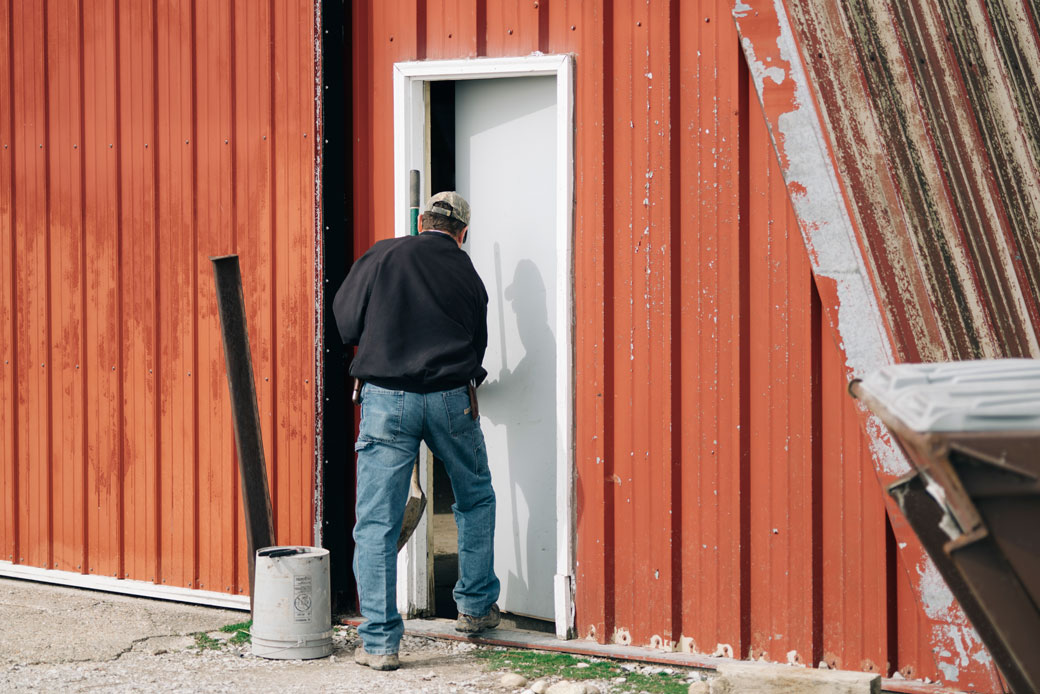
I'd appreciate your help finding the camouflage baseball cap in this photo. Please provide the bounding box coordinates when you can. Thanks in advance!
[424,191,471,226]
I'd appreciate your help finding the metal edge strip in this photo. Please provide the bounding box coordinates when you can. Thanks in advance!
[0,561,250,611]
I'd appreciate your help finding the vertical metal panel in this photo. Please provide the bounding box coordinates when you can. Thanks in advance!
[0,0,317,600]
[194,0,234,594]
[13,0,51,573]
[819,327,891,675]
[676,0,747,655]
[47,0,86,577]
[348,0,999,687]
[119,0,158,585]
[83,0,121,581]
[746,90,816,664]
[567,0,612,645]
[0,0,14,567]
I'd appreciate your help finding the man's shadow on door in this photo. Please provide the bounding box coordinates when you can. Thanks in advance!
[481,257,557,619]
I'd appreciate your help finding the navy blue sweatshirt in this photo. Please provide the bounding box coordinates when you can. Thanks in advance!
[333,231,488,392]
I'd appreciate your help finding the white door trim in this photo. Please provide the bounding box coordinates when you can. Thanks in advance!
[392,55,575,639]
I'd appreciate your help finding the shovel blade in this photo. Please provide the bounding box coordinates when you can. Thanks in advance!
[396,460,426,551]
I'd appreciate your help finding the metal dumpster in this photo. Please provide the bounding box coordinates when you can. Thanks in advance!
[850,360,1040,694]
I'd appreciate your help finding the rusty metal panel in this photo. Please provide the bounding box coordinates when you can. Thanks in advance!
[0,0,318,600]
[783,0,1040,362]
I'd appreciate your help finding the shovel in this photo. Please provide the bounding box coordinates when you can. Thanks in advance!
[397,462,427,551]
[354,378,426,551]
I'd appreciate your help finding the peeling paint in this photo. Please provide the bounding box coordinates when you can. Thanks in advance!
[712,643,735,659]
[732,1,1000,688]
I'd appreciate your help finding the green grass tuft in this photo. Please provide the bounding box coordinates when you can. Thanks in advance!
[219,620,252,645]
[193,632,222,651]
[475,649,692,694]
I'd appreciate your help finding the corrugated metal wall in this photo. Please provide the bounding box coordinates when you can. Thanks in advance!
[0,0,318,598]
[350,0,980,686]
[785,0,1040,363]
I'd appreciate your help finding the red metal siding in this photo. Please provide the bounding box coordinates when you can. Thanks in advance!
[0,0,318,598]
[350,0,973,686]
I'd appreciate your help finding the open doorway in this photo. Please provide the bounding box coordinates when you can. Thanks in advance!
[319,0,356,615]
[395,56,575,638]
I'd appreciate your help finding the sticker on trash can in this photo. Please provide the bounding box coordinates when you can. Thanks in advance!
[293,574,313,622]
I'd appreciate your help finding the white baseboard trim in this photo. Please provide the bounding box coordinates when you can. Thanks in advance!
[0,561,250,611]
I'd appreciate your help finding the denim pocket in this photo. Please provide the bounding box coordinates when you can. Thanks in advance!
[358,385,404,443]
[442,387,478,438]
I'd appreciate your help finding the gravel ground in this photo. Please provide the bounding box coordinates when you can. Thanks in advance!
[0,578,634,694]
[2,627,511,693]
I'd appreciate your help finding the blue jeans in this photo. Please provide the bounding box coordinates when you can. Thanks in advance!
[353,383,500,654]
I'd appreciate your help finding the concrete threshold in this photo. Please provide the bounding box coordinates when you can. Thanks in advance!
[341,616,969,694]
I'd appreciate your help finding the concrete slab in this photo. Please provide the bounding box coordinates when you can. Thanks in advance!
[0,577,242,666]
[712,662,880,694]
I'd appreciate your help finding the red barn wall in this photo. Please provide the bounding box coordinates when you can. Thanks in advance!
[351,1,994,687]
[0,0,318,600]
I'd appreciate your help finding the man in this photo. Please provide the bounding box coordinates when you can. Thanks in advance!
[333,191,501,671]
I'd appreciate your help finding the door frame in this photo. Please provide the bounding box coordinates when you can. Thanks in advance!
[392,55,575,639]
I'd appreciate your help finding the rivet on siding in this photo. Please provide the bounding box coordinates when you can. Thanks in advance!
[533,1,539,7]
[448,33,452,39]
[263,135,267,140]
[112,366,116,371]
[144,143,148,148]
[185,139,189,144]
[303,133,307,138]
[389,36,394,42]
[571,25,576,31]
[109,144,113,148]
[39,144,43,148]
[74,144,78,148]
[187,371,191,376]
[265,377,269,381]
[225,139,228,144]
[507,28,513,34]
[705,17,710,22]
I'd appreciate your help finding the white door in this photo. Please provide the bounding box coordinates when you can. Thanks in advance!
[455,76,557,620]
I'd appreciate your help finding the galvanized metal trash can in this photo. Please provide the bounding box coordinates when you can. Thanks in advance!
[850,359,1040,694]
[251,546,334,660]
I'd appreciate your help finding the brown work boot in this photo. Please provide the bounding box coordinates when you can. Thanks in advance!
[455,603,501,633]
[354,646,400,671]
